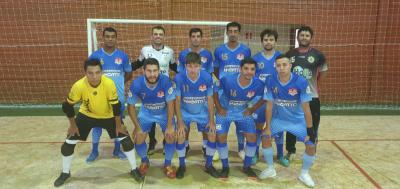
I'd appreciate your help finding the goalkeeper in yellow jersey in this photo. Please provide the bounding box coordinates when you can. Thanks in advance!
[53,59,143,187]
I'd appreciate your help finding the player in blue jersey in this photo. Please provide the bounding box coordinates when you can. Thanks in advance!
[258,54,316,188]
[213,57,264,179]
[251,29,288,166]
[127,58,179,179]
[174,52,220,178]
[178,28,213,74]
[86,27,132,163]
[214,22,252,159]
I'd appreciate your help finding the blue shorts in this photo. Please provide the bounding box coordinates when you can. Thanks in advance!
[252,104,266,124]
[270,118,307,142]
[183,119,209,133]
[138,113,176,133]
[215,114,256,135]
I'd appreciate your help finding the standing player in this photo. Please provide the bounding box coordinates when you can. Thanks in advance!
[86,27,131,163]
[285,25,328,161]
[177,28,214,156]
[214,58,264,179]
[174,52,220,178]
[53,59,143,187]
[134,26,178,155]
[259,54,316,188]
[251,29,288,166]
[127,58,179,179]
[214,22,251,159]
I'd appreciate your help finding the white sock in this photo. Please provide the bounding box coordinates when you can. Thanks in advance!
[124,149,137,170]
[62,155,73,174]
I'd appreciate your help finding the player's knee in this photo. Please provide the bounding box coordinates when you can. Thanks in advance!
[119,137,134,152]
[61,142,76,156]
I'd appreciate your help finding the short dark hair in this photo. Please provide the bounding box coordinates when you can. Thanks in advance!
[297,25,314,38]
[189,28,203,37]
[260,29,278,41]
[84,59,102,71]
[152,25,165,34]
[143,58,160,70]
[226,21,241,32]
[240,57,257,68]
[185,52,201,65]
[103,27,117,37]
[275,54,290,62]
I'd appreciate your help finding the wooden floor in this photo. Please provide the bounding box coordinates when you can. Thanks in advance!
[0,116,399,189]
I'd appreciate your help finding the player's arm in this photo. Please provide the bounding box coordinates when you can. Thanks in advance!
[207,95,216,134]
[244,98,264,116]
[174,95,185,137]
[165,99,175,139]
[263,100,273,136]
[62,101,79,137]
[213,91,226,116]
[126,82,142,134]
[302,102,315,142]
[112,101,128,135]
[317,52,328,83]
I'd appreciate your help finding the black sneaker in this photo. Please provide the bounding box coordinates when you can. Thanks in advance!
[185,145,190,157]
[130,168,144,183]
[54,172,70,187]
[242,167,257,179]
[202,146,206,158]
[205,165,220,178]
[147,139,157,155]
[220,167,230,178]
[176,165,186,179]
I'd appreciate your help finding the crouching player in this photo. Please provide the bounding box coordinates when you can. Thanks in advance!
[259,54,316,188]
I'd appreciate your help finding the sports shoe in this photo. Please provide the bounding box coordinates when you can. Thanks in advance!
[219,167,230,178]
[278,156,289,167]
[113,150,127,160]
[285,152,296,162]
[298,172,315,188]
[176,166,186,179]
[238,150,245,160]
[54,172,71,187]
[205,165,220,178]
[163,166,176,179]
[212,151,220,161]
[147,140,157,155]
[251,155,259,165]
[259,167,276,179]
[242,167,257,179]
[139,162,150,176]
[130,168,144,183]
[86,151,99,163]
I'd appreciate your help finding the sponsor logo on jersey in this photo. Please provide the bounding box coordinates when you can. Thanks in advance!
[288,88,298,96]
[257,62,264,69]
[157,91,165,98]
[115,57,122,65]
[201,56,207,63]
[222,53,228,60]
[247,90,255,98]
[307,56,315,64]
[100,58,105,65]
[199,84,207,92]
[237,53,244,60]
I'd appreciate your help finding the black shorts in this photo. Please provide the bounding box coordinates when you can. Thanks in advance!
[67,113,127,141]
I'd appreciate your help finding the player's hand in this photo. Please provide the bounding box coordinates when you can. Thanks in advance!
[165,126,175,140]
[263,125,272,136]
[306,127,316,143]
[67,124,80,138]
[208,121,216,135]
[177,121,186,137]
[116,124,128,136]
[216,107,227,116]
[242,108,253,116]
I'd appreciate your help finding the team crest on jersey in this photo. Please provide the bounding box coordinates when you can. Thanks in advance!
[167,87,174,95]
[93,91,97,96]
[257,62,264,69]
[247,90,255,98]
[115,58,122,65]
[288,88,298,96]
[201,56,207,63]
[237,53,244,60]
[100,58,105,65]
[273,87,278,94]
[199,84,207,92]
[222,53,228,61]
[157,91,165,98]
[307,56,315,64]
[147,53,153,58]
[290,56,295,63]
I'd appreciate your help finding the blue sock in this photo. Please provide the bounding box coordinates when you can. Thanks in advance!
[206,141,216,167]
[176,142,186,167]
[302,153,316,172]
[164,142,175,166]
[184,140,189,147]
[91,127,102,153]
[217,142,229,168]
[262,147,274,167]
[275,132,284,158]
[114,139,121,152]
[255,129,262,157]
[135,142,148,163]
[244,142,256,168]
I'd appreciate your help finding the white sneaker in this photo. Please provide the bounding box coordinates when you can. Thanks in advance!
[238,150,245,160]
[259,168,276,179]
[298,172,315,188]
[212,151,220,161]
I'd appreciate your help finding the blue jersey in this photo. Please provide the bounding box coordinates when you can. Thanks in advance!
[178,48,213,74]
[89,48,132,102]
[253,51,281,82]
[127,75,175,117]
[214,43,251,79]
[174,70,213,121]
[263,73,312,122]
[215,73,264,119]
